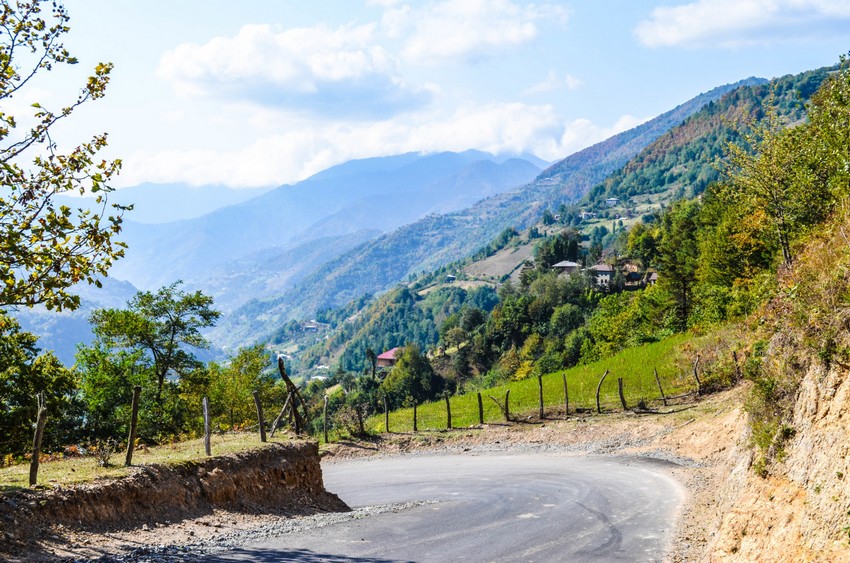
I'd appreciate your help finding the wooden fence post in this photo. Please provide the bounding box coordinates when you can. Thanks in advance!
[733,351,742,383]
[617,377,627,411]
[125,385,141,466]
[252,391,267,442]
[445,393,452,430]
[595,369,610,414]
[29,392,47,486]
[355,405,364,436]
[562,373,569,418]
[537,375,544,419]
[323,395,329,443]
[384,394,390,433]
[504,389,511,421]
[477,392,484,425]
[692,355,702,396]
[202,396,211,456]
[413,401,418,432]
[654,368,668,407]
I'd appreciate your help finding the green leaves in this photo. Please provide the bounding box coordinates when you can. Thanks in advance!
[0,1,123,312]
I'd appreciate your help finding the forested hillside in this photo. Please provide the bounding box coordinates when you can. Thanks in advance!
[581,66,831,210]
[213,78,759,348]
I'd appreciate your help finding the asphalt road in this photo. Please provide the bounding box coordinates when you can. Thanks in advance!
[214,453,683,562]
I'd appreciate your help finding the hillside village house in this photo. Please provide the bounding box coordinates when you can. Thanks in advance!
[377,347,401,368]
[552,260,580,276]
[589,263,615,287]
[605,197,620,207]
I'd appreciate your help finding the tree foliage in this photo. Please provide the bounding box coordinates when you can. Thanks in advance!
[88,282,220,401]
[0,0,125,311]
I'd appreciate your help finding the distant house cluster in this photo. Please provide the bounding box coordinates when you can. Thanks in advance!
[553,260,658,290]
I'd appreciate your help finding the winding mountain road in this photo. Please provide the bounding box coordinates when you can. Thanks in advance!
[215,453,683,562]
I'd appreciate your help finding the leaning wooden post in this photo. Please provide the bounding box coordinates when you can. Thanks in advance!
[413,401,418,432]
[323,395,329,443]
[270,393,293,437]
[654,368,668,407]
[202,396,211,456]
[252,391,267,442]
[125,385,142,466]
[477,392,484,425]
[595,369,610,414]
[562,373,569,418]
[733,351,742,383]
[617,377,628,411]
[444,393,452,430]
[504,389,511,422]
[29,392,48,486]
[692,355,702,396]
[537,375,545,419]
[384,394,390,433]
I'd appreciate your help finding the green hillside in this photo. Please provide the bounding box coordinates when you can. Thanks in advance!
[215,78,761,348]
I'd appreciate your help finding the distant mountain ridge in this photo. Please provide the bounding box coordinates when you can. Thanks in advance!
[110,151,542,303]
[56,183,273,224]
[210,77,765,348]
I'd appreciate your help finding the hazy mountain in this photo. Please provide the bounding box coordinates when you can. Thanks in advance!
[13,277,141,365]
[56,183,273,224]
[109,151,542,295]
[210,77,765,347]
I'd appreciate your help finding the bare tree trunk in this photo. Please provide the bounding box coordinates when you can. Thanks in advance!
[444,393,452,430]
[29,392,48,487]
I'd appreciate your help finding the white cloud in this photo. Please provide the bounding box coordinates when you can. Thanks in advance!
[388,0,568,63]
[157,23,431,117]
[523,71,584,95]
[635,0,850,48]
[118,104,642,189]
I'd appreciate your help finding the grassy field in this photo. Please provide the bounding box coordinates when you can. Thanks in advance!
[372,333,696,432]
[0,432,292,492]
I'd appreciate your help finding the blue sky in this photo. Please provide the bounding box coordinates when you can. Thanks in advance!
[42,0,850,188]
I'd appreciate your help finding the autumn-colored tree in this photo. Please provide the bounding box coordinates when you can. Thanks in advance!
[0,0,125,311]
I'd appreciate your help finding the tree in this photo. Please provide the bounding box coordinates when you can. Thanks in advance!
[88,282,220,403]
[0,313,76,456]
[657,200,701,330]
[0,0,125,311]
[206,345,274,430]
[381,344,444,408]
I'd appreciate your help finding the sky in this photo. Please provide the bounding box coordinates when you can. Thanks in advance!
[34,0,850,189]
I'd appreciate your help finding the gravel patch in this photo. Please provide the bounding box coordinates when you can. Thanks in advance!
[81,501,435,562]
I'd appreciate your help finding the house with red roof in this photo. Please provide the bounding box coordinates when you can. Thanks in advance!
[377,347,401,368]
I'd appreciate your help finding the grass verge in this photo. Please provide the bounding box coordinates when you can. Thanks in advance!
[373,333,697,432]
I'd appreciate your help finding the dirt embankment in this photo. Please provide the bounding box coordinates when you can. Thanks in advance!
[707,336,850,562]
[0,441,348,560]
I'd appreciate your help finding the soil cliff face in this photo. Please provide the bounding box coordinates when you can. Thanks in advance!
[708,335,850,561]
[0,441,348,556]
